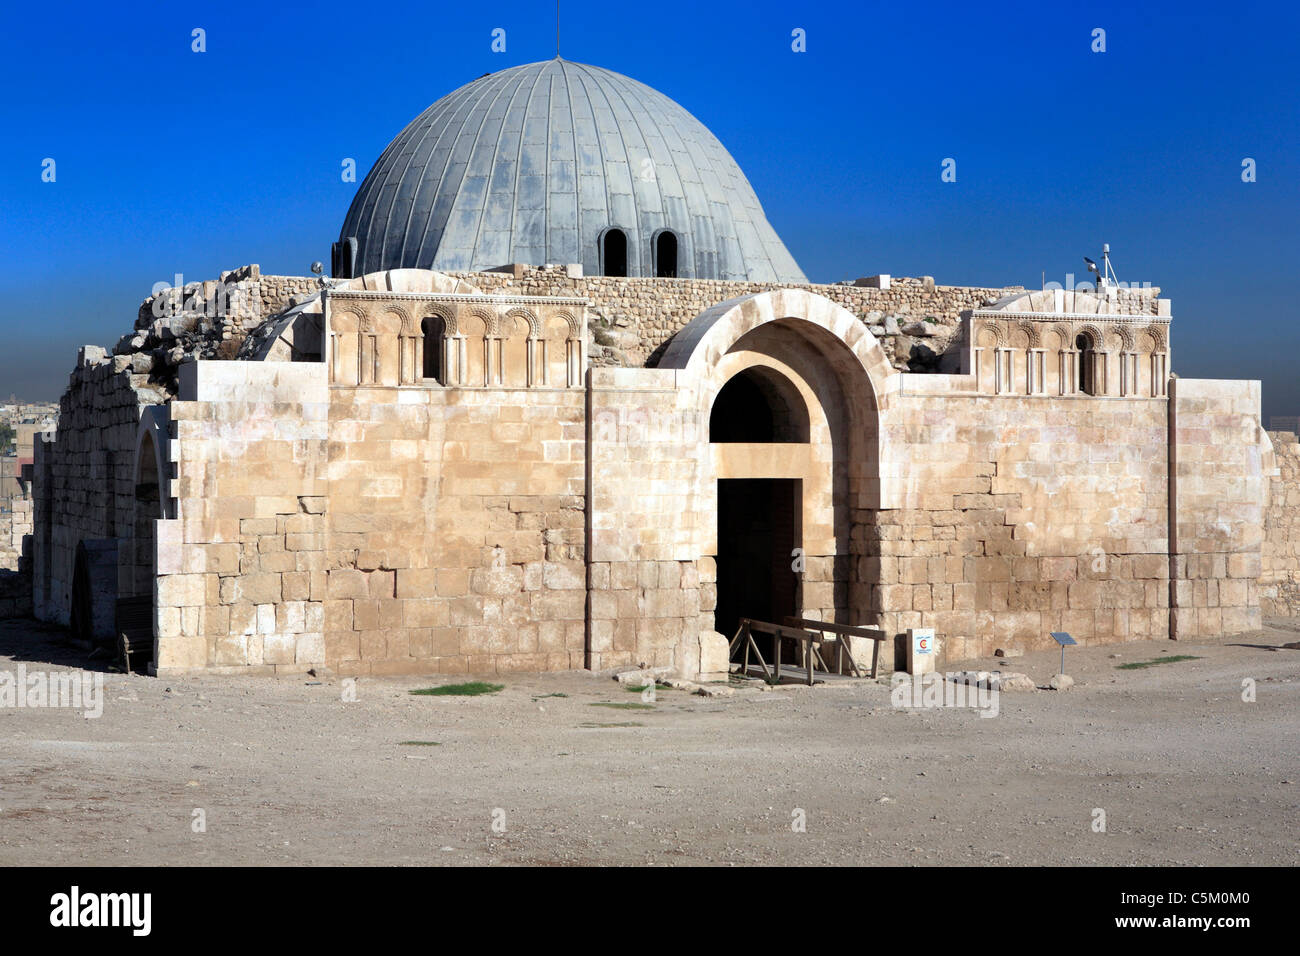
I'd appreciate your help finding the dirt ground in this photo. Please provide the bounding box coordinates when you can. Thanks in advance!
[0,617,1296,866]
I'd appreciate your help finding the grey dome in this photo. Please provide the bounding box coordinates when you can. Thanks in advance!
[338,58,807,283]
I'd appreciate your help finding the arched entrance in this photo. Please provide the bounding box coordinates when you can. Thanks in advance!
[70,538,119,649]
[120,410,170,670]
[659,288,895,671]
[709,367,809,652]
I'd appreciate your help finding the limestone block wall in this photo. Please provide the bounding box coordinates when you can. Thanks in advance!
[0,510,11,570]
[587,368,706,672]
[157,360,591,676]
[1168,379,1264,638]
[873,384,1173,663]
[1261,430,1300,616]
[151,361,330,673]
[322,385,588,677]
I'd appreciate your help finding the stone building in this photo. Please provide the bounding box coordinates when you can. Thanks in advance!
[18,59,1283,676]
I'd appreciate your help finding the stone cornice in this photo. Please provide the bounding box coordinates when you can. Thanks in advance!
[970,309,1169,324]
[328,290,590,308]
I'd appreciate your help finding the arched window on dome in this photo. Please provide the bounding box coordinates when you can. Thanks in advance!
[601,229,627,277]
[654,230,678,278]
[422,315,446,384]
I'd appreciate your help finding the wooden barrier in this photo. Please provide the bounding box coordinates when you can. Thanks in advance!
[728,616,883,685]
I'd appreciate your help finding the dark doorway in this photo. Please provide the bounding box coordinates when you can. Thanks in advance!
[1075,333,1092,394]
[602,229,627,277]
[655,231,677,278]
[715,478,799,659]
[422,315,445,382]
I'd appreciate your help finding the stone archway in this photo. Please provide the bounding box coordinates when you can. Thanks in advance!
[660,289,894,646]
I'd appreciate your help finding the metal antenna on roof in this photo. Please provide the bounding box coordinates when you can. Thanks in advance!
[556,1,560,56]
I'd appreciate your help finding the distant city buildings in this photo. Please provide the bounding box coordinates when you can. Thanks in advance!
[1,399,59,504]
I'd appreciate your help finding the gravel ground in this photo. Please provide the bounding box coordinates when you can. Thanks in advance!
[0,617,1296,866]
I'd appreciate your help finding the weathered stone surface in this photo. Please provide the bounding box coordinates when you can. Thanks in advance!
[997,673,1036,692]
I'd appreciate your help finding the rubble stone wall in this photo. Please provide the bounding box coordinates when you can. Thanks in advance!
[0,489,33,618]
[0,497,30,571]
[448,266,1027,370]
[33,350,167,627]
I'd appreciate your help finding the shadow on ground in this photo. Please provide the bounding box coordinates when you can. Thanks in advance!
[0,617,115,673]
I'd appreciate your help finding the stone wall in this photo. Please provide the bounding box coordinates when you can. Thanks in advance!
[121,265,320,395]
[0,488,33,619]
[153,360,595,677]
[1,495,32,570]
[150,362,330,673]
[33,348,166,627]
[1168,379,1264,639]
[1259,431,1300,617]
[587,368,707,672]
[872,388,1173,661]
[447,266,1025,371]
[31,266,1267,678]
[321,382,589,676]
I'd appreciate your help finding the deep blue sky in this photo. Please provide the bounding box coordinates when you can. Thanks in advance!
[1,0,1297,416]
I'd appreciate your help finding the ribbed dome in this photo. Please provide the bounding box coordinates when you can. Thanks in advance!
[338,58,806,283]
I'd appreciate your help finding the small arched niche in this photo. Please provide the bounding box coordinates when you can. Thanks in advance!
[709,366,810,443]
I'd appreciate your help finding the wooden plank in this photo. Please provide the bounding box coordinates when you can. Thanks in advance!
[784,616,887,642]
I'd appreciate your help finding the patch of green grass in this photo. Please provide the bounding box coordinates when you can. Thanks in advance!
[589,701,655,710]
[1116,655,1202,670]
[409,681,505,696]
[398,740,441,746]
[579,721,644,728]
